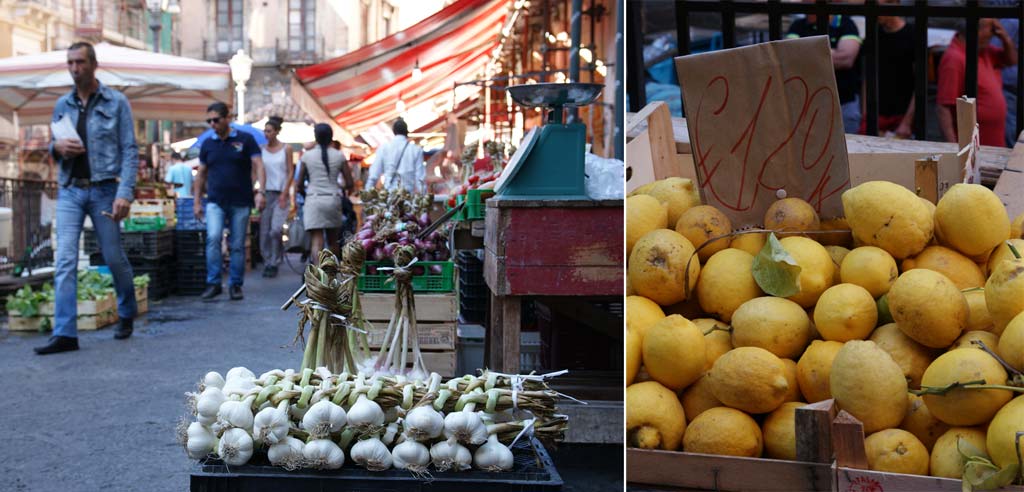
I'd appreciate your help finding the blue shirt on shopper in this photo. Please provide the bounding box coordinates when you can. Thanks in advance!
[199,129,261,208]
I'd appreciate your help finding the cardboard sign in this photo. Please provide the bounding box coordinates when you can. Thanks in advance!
[675,36,852,227]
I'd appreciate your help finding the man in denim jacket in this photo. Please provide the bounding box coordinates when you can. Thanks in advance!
[35,42,138,355]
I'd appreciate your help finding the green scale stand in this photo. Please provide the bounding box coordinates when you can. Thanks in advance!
[494,82,604,200]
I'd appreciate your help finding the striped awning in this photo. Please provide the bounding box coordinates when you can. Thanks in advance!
[292,0,509,140]
[0,43,231,125]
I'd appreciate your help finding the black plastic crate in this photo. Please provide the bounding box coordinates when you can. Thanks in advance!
[129,258,175,300]
[456,250,483,273]
[191,437,561,492]
[84,229,173,259]
[174,230,207,259]
[460,296,489,324]
[175,264,209,295]
[459,276,489,298]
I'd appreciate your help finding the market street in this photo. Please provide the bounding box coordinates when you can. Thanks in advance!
[0,256,622,492]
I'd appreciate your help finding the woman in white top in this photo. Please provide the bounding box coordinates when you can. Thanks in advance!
[301,123,353,258]
[259,116,293,278]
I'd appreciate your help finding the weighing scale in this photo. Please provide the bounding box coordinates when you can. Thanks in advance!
[495,82,604,199]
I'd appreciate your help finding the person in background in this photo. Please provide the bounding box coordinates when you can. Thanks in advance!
[937,18,1017,147]
[164,152,194,198]
[364,118,425,193]
[859,0,916,138]
[193,101,266,301]
[786,9,863,133]
[259,116,292,278]
[1001,19,1021,146]
[301,123,353,258]
[39,41,138,355]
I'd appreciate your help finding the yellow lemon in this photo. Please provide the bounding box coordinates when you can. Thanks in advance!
[696,248,763,322]
[693,318,733,371]
[813,284,878,342]
[902,245,986,290]
[643,177,702,226]
[780,236,835,308]
[864,428,930,475]
[935,183,1010,258]
[842,181,934,259]
[626,295,665,341]
[930,427,987,478]
[627,381,687,450]
[950,330,1000,352]
[796,340,844,403]
[764,197,820,237]
[840,246,898,298]
[763,402,806,460]
[676,205,733,262]
[683,407,763,457]
[963,289,994,332]
[869,323,936,389]
[780,359,802,403]
[627,194,668,257]
[986,395,1024,468]
[680,374,723,421]
[731,231,767,256]
[1011,212,1024,239]
[986,238,1024,276]
[628,229,700,306]
[708,347,789,414]
[830,340,909,434]
[888,269,967,348]
[900,393,950,452]
[627,328,641,386]
[997,311,1024,373]
[731,297,810,359]
[985,249,1024,336]
[642,315,706,391]
[826,245,851,285]
[921,349,1012,426]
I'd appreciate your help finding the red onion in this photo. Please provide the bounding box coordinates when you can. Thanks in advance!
[419,213,430,227]
[429,264,444,275]
[383,242,398,257]
[357,229,374,240]
[411,265,426,276]
[360,238,375,251]
[366,265,378,275]
[371,247,386,261]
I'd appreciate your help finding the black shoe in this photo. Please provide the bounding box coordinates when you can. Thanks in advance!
[33,336,79,355]
[229,285,243,300]
[201,284,222,301]
[114,318,133,340]
[266,265,278,278]
[261,267,271,278]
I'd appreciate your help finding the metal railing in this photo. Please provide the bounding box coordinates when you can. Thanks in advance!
[0,178,58,274]
[627,0,1024,141]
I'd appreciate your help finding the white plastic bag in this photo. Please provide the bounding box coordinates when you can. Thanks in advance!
[584,153,624,200]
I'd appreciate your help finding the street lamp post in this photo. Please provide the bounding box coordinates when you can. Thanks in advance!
[229,49,254,124]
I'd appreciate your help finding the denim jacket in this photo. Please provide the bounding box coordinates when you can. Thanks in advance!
[50,81,138,201]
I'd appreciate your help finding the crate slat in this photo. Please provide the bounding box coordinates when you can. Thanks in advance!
[365,322,455,350]
[627,449,834,492]
[8,315,43,332]
[360,293,457,322]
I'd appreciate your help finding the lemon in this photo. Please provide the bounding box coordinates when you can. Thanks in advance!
[997,311,1024,373]
[986,238,1024,276]
[935,183,1010,258]
[626,295,665,341]
[681,374,722,421]
[813,284,878,342]
[951,330,1000,352]
[642,315,706,391]
[825,246,850,285]
[930,427,987,478]
[864,428,930,475]
[676,205,733,262]
[921,349,1013,426]
[869,323,936,389]
[986,395,1024,468]
[696,249,763,322]
[840,246,898,298]
[985,249,1024,336]
[1011,212,1024,239]
[708,347,789,414]
[764,197,820,238]
[626,381,687,450]
[819,217,854,248]
[779,236,835,308]
[901,245,986,290]
[627,195,668,258]
[628,229,700,306]
[888,269,967,348]
[730,231,767,256]
[842,181,934,259]
[643,177,702,227]
[731,297,810,359]
[780,359,802,403]
[963,289,994,332]
[830,340,909,433]
[693,318,733,371]
[900,393,950,452]
[796,340,844,403]
[763,402,806,460]
[683,407,763,457]
[627,329,641,386]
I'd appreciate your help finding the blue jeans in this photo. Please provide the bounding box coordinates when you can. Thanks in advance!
[205,202,250,287]
[842,95,862,135]
[54,182,136,338]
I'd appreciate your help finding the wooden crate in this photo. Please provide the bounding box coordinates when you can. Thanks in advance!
[627,448,834,492]
[130,198,175,218]
[359,293,457,322]
[45,309,118,331]
[8,311,43,332]
[39,294,116,317]
[137,297,149,315]
[366,322,455,351]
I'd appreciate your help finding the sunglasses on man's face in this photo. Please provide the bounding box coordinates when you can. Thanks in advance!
[206,117,222,125]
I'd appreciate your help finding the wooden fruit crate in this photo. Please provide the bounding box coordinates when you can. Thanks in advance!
[627,448,834,491]
[361,292,457,377]
[366,322,455,351]
[44,309,117,331]
[130,198,176,218]
[360,292,458,322]
[39,293,115,317]
[7,311,43,332]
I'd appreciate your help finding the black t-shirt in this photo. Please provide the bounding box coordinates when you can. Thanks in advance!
[787,15,863,104]
[70,92,97,179]
[199,130,262,208]
[878,23,916,117]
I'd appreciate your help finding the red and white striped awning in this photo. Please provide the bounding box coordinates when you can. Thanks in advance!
[0,42,231,125]
[292,0,509,140]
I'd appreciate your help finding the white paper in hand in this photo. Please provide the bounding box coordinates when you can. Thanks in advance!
[50,114,81,143]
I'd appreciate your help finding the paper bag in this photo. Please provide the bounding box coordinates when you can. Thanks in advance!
[675,36,852,227]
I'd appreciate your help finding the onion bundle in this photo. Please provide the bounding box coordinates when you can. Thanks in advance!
[357,189,450,265]
[180,368,570,472]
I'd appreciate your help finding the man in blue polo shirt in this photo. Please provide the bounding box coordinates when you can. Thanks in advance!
[192,102,266,300]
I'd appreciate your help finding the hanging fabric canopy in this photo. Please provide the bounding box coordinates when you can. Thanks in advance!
[292,0,508,140]
[0,42,231,125]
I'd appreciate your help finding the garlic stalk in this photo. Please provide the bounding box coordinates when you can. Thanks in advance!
[404,405,444,441]
[474,434,514,471]
[217,395,257,432]
[303,438,346,470]
[347,394,385,434]
[268,436,305,469]
[253,400,290,446]
[185,422,216,459]
[351,436,393,471]
[443,410,488,445]
[217,428,254,466]
[301,400,347,439]
[392,439,430,473]
[430,437,472,472]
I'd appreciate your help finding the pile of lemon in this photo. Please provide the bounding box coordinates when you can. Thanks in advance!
[626,177,1024,480]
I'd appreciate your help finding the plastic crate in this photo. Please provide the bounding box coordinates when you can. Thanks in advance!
[459,276,488,298]
[460,296,488,324]
[191,437,562,492]
[174,230,207,258]
[86,229,173,259]
[464,188,495,220]
[175,197,208,231]
[89,255,174,300]
[175,262,209,295]
[359,260,455,293]
[124,216,170,232]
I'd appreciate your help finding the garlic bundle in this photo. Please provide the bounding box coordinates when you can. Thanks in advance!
[392,439,430,473]
[474,434,514,471]
[443,410,488,445]
[217,428,254,466]
[268,436,305,468]
[185,422,216,459]
[430,437,473,472]
[203,371,225,390]
[348,394,385,433]
[217,395,257,432]
[253,401,290,445]
[301,400,347,439]
[351,436,393,471]
[196,387,226,427]
[226,367,256,381]
[222,367,257,396]
[404,406,444,441]
[303,439,346,470]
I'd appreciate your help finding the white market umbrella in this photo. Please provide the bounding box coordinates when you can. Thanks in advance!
[0,42,231,126]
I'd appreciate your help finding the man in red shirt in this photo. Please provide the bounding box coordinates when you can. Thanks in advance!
[937,18,1018,147]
